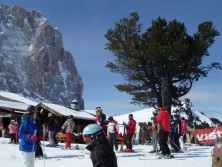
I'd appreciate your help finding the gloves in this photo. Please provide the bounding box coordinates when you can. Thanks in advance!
[28,135,38,142]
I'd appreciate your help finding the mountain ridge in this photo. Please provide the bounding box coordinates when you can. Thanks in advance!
[0,4,84,109]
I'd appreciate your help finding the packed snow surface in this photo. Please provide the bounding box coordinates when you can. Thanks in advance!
[0,137,213,167]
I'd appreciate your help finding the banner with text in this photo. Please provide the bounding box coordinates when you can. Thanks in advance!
[195,127,222,145]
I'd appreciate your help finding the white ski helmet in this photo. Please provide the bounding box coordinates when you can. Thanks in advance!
[83,124,103,137]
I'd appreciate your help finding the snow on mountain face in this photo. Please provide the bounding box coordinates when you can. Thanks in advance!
[0,4,84,108]
[172,100,214,127]
[114,102,214,131]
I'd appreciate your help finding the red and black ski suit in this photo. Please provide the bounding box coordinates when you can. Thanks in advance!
[124,118,136,149]
[156,107,171,156]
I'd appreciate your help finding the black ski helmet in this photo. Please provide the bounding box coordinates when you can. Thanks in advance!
[108,116,113,121]
[27,105,37,113]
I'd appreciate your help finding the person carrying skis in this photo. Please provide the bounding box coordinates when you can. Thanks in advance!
[83,124,118,167]
[18,105,38,167]
[61,115,75,149]
[95,107,107,136]
[123,114,136,152]
[156,107,173,159]
[107,116,119,151]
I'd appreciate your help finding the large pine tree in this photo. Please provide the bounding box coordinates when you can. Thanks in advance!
[105,12,221,113]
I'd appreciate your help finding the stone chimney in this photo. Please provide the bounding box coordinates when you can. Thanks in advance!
[71,99,79,111]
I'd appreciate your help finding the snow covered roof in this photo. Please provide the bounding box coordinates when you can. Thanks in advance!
[0,99,29,111]
[38,103,95,120]
[0,91,38,106]
[0,91,95,120]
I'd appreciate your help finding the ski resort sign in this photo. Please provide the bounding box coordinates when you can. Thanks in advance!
[196,127,222,145]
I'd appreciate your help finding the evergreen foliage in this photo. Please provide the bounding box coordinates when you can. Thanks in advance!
[105,12,221,113]
[195,121,210,129]
[210,118,222,126]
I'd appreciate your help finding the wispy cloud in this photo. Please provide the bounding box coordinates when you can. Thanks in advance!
[184,90,219,102]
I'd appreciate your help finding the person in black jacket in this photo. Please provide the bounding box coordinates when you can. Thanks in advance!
[83,124,118,167]
[170,114,181,152]
[95,107,107,136]
[47,113,56,147]
[35,112,44,158]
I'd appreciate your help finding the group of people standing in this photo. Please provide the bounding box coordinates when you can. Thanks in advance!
[82,106,137,167]
[47,113,75,149]
[17,105,77,167]
[94,106,137,152]
[147,107,188,159]
[15,104,189,166]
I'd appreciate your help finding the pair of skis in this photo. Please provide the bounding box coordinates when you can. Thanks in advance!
[137,153,185,160]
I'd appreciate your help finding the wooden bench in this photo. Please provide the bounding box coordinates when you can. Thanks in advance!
[117,137,124,145]
[56,133,66,142]
[56,133,76,143]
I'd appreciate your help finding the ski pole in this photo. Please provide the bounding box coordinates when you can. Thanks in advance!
[169,138,187,155]
[32,130,37,152]
[42,124,46,167]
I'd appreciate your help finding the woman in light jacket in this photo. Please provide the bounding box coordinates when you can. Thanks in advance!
[61,115,75,149]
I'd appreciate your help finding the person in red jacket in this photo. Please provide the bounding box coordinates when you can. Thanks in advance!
[123,114,136,152]
[156,107,173,159]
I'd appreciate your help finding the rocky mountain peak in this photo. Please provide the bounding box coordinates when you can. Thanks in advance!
[0,4,84,109]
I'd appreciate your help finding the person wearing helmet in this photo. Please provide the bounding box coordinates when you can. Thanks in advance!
[19,105,38,167]
[61,115,75,149]
[107,116,119,152]
[170,114,181,153]
[95,107,107,135]
[83,124,118,167]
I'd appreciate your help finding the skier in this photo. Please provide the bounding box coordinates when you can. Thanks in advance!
[156,107,173,159]
[47,113,56,147]
[107,116,119,152]
[35,112,44,158]
[53,118,61,146]
[123,114,136,152]
[83,124,118,167]
[61,115,75,149]
[180,117,188,151]
[148,119,158,153]
[18,105,38,167]
[170,114,181,152]
[95,107,107,136]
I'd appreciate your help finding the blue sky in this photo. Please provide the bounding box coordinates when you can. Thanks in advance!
[1,0,222,116]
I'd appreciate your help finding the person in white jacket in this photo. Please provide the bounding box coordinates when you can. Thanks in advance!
[107,116,119,151]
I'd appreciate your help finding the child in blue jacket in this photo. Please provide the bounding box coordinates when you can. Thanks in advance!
[19,105,38,167]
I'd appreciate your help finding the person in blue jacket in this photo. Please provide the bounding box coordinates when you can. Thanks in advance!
[19,105,38,167]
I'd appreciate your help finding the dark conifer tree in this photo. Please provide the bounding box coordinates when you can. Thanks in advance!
[105,12,221,113]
